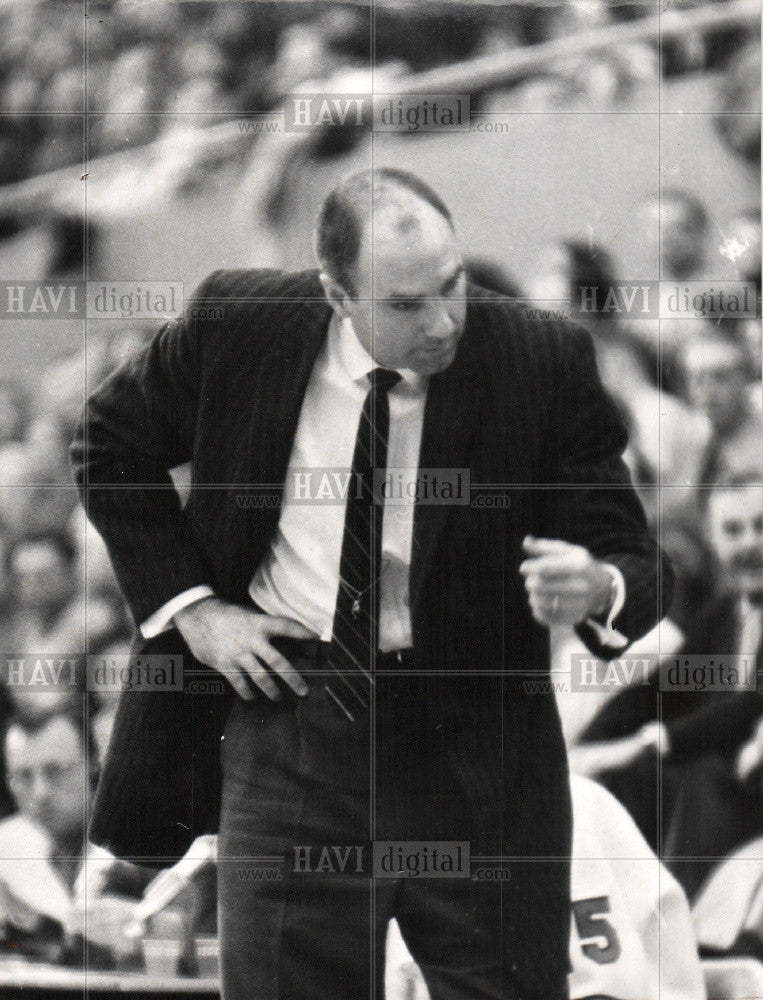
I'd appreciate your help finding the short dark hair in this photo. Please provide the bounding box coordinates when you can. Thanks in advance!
[4,704,100,783]
[315,168,453,297]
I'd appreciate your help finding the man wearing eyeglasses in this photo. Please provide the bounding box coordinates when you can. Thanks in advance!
[0,707,148,963]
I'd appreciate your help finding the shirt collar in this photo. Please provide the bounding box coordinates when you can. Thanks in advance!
[328,314,426,393]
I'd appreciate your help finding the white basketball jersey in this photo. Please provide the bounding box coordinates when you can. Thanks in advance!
[568,775,705,1000]
[386,775,705,1000]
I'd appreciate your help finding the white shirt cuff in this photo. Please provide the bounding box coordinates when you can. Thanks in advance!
[140,586,215,639]
[585,563,628,649]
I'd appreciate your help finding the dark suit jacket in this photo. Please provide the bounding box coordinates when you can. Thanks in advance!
[71,268,669,863]
[581,592,763,760]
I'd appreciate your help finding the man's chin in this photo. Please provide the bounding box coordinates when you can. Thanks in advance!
[410,343,459,375]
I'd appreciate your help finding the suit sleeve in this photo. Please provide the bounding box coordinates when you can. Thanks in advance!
[549,322,672,658]
[70,272,225,625]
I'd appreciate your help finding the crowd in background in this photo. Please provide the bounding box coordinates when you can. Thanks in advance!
[0,0,759,986]
[0,0,756,188]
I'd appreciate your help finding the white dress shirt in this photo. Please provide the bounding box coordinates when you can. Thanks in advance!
[143,316,427,651]
[142,315,626,650]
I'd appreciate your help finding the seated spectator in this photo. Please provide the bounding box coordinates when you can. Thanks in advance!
[680,329,762,488]
[0,440,78,536]
[6,528,127,672]
[572,471,763,897]
[528,239,710,535]
[661,473,763,897]
[628,188,715,391]
[0,381,30,494]
[642,188,710,284]
[0,380,27,450]
[714,38,760,170]
[0,706,150,964]
[8,532,78,652]
[386,775,705,1000]
[721,207,762,376]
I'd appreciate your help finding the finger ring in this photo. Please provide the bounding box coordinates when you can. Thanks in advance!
[551,595,560,614]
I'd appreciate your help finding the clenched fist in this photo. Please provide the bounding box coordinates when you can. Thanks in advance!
[519,536,613,629]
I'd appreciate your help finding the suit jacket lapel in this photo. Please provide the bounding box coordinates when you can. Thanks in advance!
[235,274,482,612]
[242,272,332,488]
[233,286,332,597]
[410,306,479,610]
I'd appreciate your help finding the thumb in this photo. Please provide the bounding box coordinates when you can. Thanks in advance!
[522,536,572,555]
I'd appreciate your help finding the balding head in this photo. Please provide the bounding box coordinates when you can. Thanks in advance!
[315,168,454,297]
[316,169,466,375]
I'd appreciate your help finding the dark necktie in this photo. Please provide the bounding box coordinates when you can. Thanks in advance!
[327,367,401,720]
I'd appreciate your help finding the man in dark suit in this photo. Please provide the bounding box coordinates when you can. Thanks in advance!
[576,472,763,895]
[72,169,668,1000]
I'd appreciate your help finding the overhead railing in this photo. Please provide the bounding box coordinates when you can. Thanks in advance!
[0,0,757,219]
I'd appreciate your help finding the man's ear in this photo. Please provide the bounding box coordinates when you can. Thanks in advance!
[319,272,351,318]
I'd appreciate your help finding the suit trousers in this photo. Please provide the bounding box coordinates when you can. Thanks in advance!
[217,653,571,1000]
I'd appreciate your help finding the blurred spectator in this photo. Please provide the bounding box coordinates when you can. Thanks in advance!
[714,39,761,171]
[0,0,739,193]
[4,524,124,674]
[723,208,762,293]
[0,705,149,964]
[721,207,762,375]
[0,379,28,449]
[266,8,370,101]
[528,239,710,501]
[628,189,714,391]
[9,532,78,647]
[661,474,763,897]
[572,472,763,898]
[3,532,84,724]
[680,329,762,488]
[93,44,165,155]
[642,188,710,283]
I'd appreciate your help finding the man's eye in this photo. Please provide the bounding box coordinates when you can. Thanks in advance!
[723,521,743,537]
[389,300,421,313]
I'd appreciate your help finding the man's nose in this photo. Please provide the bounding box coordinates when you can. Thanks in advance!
[29,773,51,804]
[425,303,457,340]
